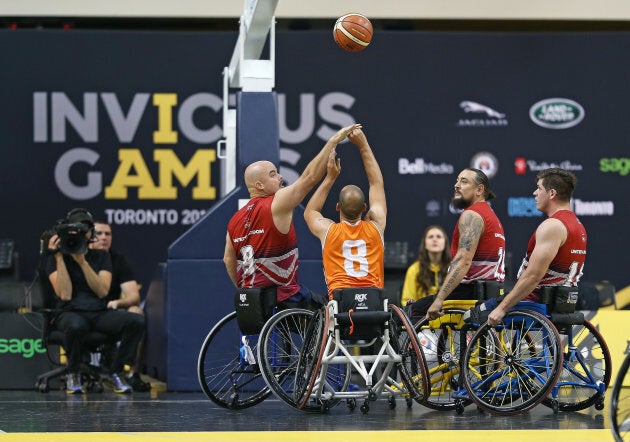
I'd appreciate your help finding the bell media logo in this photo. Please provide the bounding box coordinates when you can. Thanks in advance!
[529,98,585,129]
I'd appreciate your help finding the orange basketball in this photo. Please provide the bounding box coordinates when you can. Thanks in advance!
[333,13,373,52]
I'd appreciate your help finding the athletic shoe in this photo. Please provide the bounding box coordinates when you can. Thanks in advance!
[127,373,151,392]
[66,373,85,394]
[107,373,132,394]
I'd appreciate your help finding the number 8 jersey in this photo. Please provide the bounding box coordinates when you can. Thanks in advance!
[322,219,385,298]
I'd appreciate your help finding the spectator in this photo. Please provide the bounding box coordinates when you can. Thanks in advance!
[89,220,151,392]
[400,225,451,307]
[46,208,144,394]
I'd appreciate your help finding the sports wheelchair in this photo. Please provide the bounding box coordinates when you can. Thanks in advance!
[197,287,328,410]
[611,350,630,442]
[410,280,502,411]
[458,285,611,415]
[289,287,430,414]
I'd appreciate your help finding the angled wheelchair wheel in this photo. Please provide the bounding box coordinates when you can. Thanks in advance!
[197,311,270,409]
[258,308,350,412]
[413,309,474,411]
[389,304,430,404]
[462,309,563,415]
[543,319,611,412]
[294,307,329,409]
[611,352,630,442]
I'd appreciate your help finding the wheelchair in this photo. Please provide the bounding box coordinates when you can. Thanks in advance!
[410,281,505,412]
[411,299,478,411]
[611,351,630,442]
[459,286,611,416]
[197,287,318,410]
[289,287,430,414]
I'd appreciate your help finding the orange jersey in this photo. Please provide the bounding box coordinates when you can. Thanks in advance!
[322,220,384,297]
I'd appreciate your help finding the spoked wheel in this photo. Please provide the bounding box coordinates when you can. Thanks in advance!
[611,352,630,442]
[258,308,351,412]
[197,311,270,409]
[389,304,430,404]
[542,319,611,412]
[294,307,329,409]
[462,309,563,415]
[413,309,474,411]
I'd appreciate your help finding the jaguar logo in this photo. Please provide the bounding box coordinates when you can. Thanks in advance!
[460,101,506,119]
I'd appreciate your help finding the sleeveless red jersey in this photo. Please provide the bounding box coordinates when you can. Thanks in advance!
[322,220,384,297]
[451,201,506,283]
[227,195,300,302]
[520,210,587,301]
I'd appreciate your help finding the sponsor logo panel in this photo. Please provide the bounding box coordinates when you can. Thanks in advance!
[456,101,508,127]
[529,98,585,129]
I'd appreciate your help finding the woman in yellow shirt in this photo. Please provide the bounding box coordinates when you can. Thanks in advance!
[400,225,451,306]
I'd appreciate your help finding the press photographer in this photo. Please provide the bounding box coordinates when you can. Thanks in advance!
[45,208,145,394]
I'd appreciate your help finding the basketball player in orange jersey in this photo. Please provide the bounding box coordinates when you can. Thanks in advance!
[303,127,386,297]
[486,168,586,325]
[224,123,361,307]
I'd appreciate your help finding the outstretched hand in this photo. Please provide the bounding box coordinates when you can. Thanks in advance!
[348,127,368,148]
[330,123,362,145]
[326,148,341,180]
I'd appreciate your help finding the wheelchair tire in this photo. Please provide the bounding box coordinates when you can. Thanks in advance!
[610,351,630,442]
[295,307,329,409]
[462,309,563,415]
[258,308,350,412]
[389,304,430,404]
[413,308,474,411]
[197,311,270,409]
[542,318,612,412]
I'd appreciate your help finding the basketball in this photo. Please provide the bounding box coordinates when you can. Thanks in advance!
[333,13,373,52]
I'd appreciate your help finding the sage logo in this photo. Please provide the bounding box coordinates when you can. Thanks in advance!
[529,98,585,129]
[0,338,46,358]
[600,157,630,176]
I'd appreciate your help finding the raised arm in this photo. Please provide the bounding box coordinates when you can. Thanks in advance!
[271,124,361,232]
[348,128,386,231]
[304,149,340,242]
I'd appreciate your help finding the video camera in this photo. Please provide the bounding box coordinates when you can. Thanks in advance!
[55,221,91,255]
[42,208,95,255]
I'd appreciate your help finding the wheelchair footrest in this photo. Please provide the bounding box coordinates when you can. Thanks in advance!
[335,311,391,327]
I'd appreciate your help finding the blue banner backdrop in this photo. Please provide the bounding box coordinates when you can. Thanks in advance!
[1,29,628,388]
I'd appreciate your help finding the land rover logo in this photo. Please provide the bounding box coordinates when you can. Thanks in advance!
[529,98,585,129]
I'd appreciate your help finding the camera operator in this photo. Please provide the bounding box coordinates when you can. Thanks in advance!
[45,208,145,394]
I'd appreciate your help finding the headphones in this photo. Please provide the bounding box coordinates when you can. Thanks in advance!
[65,208,96,239]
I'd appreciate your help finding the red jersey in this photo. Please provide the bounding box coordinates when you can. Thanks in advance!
[227,195,300,302]
[451,201,506,283]
[520,210,587,302]
[322,220,384,297]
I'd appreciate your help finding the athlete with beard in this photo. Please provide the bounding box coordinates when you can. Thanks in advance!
[407,168,506,320]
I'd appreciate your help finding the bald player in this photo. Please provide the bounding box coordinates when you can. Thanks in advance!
[303,127,386,297]
[224,123,361,307]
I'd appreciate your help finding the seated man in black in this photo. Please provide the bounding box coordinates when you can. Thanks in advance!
[46,208,145,394]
